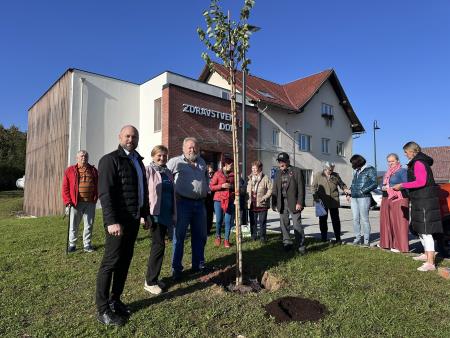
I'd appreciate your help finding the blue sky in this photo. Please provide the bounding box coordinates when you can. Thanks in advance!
[1,0,449,170]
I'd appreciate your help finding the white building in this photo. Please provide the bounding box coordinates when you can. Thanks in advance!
[25,65,363,216]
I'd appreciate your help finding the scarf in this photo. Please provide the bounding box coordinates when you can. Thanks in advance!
[250,173,262,193]
[383,163,403,200]
[150,161,171,176]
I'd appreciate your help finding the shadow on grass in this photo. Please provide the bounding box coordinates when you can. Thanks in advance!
[128,235,324,314]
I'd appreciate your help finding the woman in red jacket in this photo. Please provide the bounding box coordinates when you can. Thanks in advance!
[209,158,235,248]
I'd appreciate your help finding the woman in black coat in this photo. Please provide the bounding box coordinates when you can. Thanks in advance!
[393,141,443,272]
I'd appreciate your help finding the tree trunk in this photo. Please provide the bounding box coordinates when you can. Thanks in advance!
[229,64,243,286]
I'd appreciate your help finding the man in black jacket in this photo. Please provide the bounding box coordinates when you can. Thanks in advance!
[272,152,306,254]
[95,125,150,326]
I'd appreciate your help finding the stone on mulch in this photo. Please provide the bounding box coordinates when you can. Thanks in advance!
[261,271,284,292]
[438,267,450,280]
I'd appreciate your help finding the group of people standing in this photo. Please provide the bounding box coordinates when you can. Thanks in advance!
[62,127,443,327]
[311,141,443,273]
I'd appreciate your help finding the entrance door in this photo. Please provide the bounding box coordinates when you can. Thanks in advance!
[201,150,221,170]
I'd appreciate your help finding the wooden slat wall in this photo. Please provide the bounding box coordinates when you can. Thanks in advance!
[24,71,71,216]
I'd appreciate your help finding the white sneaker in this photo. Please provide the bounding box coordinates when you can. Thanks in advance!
[417,263,436,272]
[412,254,427,261]
[144,281,163,295]
[390,248,400,253]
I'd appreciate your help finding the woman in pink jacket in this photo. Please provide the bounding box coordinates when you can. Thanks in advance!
[393,141,443,272]
[143,145,176,294]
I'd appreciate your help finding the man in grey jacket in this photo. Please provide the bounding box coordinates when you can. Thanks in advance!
[272,152,306,254]
[167,137,209,280]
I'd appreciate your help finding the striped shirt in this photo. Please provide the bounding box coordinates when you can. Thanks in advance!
[77,165,95,202]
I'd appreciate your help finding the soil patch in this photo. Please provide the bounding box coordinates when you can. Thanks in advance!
[199,265,263,294]
[265,296,327,323]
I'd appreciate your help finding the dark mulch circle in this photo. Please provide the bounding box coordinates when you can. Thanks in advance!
[199,265,263,293]
[264,296,328,323]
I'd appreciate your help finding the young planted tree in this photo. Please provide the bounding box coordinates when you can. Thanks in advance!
[197,0,256,286]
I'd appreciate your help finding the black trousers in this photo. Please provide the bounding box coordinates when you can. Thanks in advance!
[319,207,341,241]
[145,223,167,285]
[249,209,268,240]
[96,219,139,313]
[205,194,214,235]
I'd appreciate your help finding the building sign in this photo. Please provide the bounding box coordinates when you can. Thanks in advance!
[182,103,232,132]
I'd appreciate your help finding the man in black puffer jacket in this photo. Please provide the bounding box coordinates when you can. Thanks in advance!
[95,125,150,326]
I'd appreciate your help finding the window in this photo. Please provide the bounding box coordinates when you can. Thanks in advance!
[301,169,313,186]
[154,98,162,132]
[298,134,311,152]
[337,141,345,156]
[321,103,334,116]
[321,138,330,154]
[272,129,280,146]
[221,90,230,100]
[322,103,334,127]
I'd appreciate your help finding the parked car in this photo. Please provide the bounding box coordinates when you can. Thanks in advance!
[339,188,382,209]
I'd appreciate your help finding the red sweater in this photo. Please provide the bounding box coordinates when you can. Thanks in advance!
[209,170,235,202]
[62,164,98,206]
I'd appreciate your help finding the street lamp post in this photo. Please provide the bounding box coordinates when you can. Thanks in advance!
[373,120,380,173]
[241,25,260,181]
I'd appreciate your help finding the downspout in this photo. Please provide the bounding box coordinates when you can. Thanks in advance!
[67,70,75,166]
[78,77,85,151]
[256,102,268,161]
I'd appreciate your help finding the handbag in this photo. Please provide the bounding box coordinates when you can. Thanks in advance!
[369,194,377,208]
[315,199,327,217]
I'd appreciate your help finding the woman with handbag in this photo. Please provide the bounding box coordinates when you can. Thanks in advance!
[312,162,350,244]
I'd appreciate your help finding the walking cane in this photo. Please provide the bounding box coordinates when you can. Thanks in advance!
[63,205,71,255]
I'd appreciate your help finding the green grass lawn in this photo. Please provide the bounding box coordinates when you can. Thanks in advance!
[1,191,450,337]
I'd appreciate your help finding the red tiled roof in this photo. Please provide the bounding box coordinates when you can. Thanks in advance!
[422,146,450,182]
[199,62,364,132]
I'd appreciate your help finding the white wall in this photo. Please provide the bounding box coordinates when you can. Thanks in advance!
[169,72,243,102]
[139,73,167,165]
[259,80,354,185]
[70,70,140,168]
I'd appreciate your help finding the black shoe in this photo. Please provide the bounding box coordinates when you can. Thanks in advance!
[298,246,306,255]
[191,265,212,275]
[109,299,131,317]
[68,245,76,253]
[172,270,182,282]
[97,309,126,326]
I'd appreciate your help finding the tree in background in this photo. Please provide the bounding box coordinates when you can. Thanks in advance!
[198,0,256,286]
[0,124,27,190]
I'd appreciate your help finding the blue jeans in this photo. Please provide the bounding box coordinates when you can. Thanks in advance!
[351,197,371,243]
[214,200,234,241]
[172,198,207,273]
